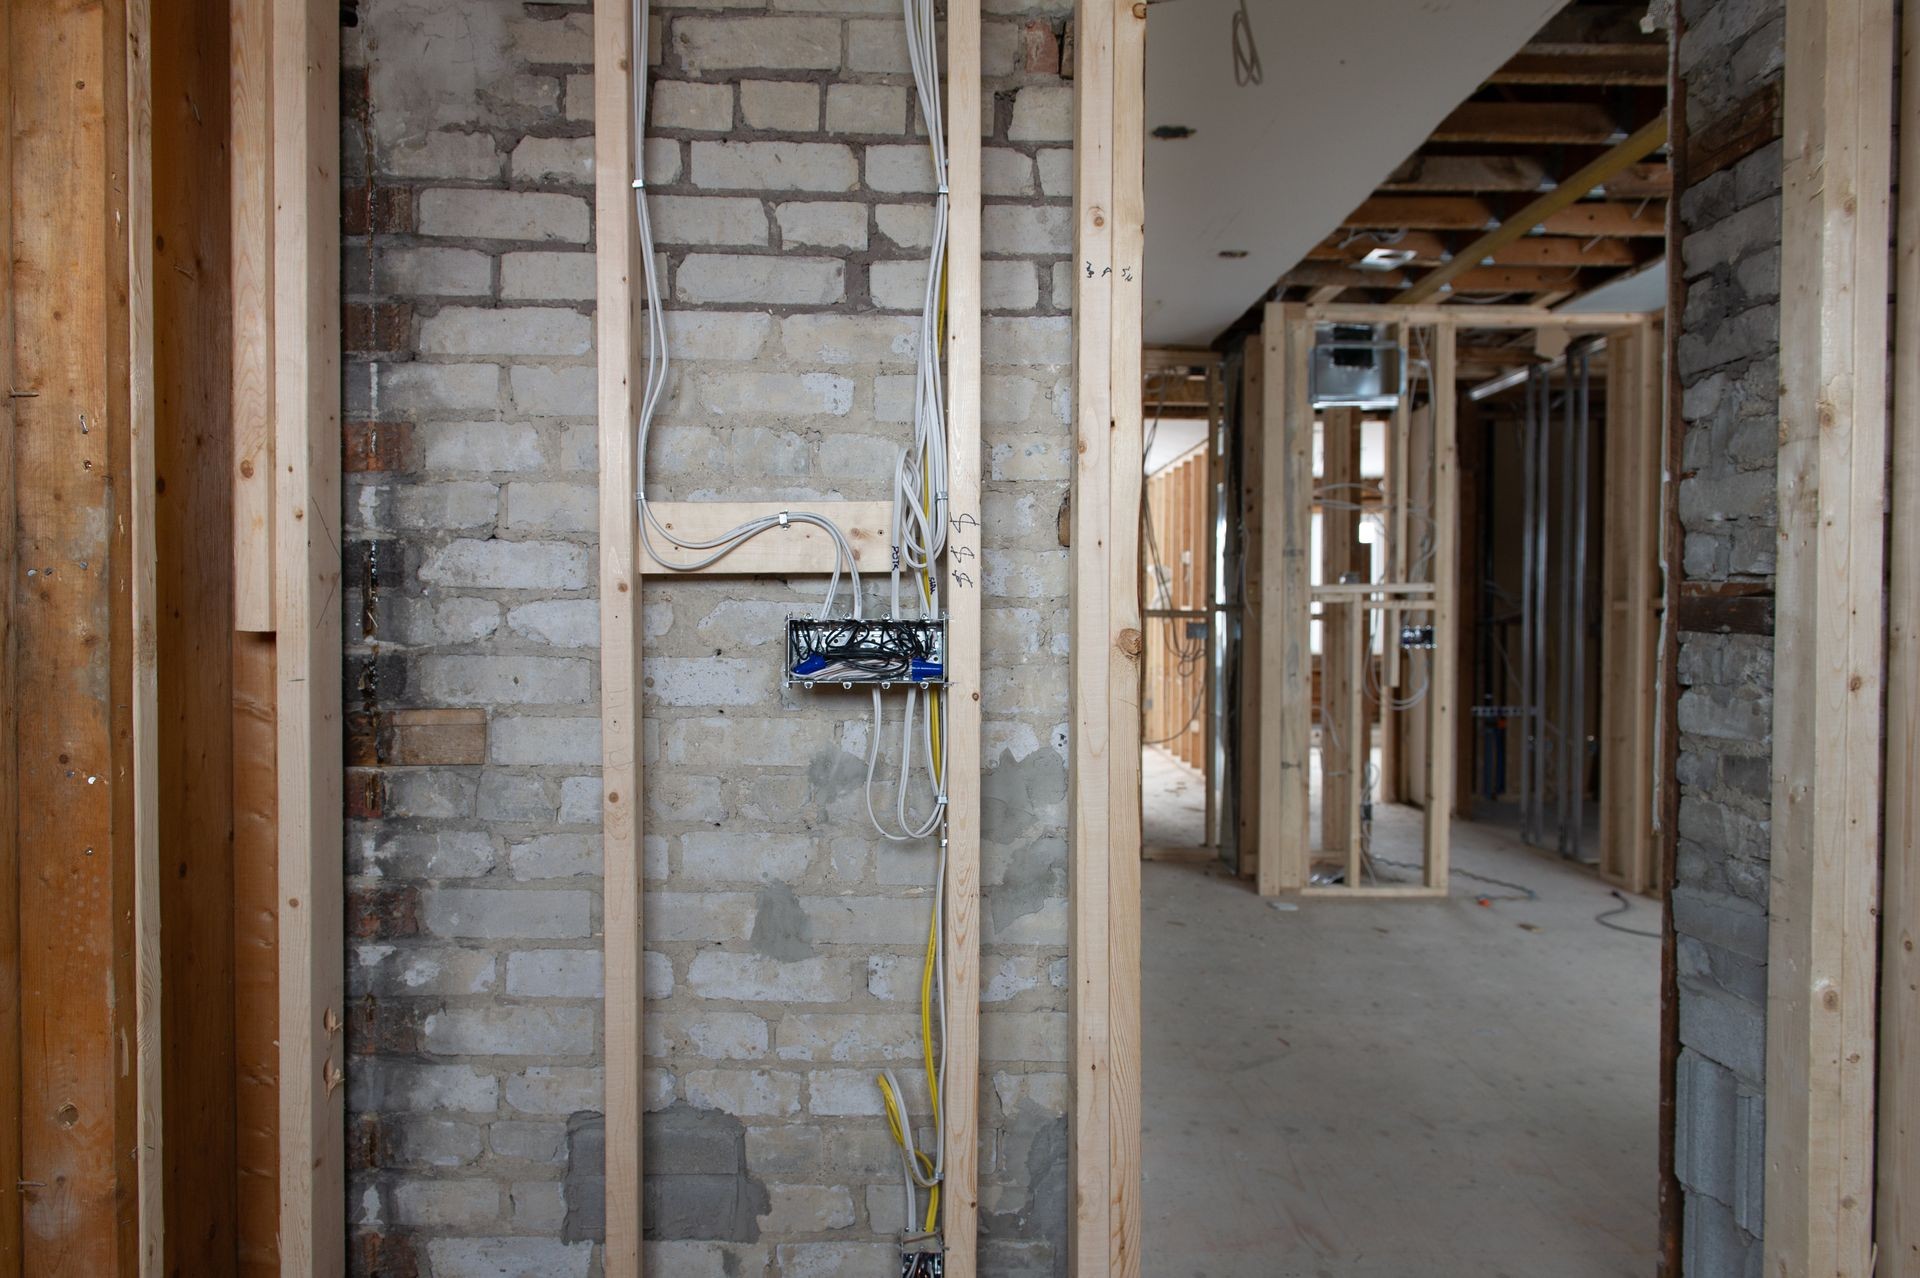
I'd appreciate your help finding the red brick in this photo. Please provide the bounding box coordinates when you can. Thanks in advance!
[345,301,412,354]
[349,708,488,767]
[1021,19,1060,75]
[344,420,415,473]
[349,884,420,940]
[342,184,415,236]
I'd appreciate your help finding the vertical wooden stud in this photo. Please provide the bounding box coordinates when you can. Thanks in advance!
[1879,0,1920,1260]
[272,0,345,1266]
[231,0,273,630]
[1260,305,1313,895]
[1068,0,1116,1267]
[1768,3,1894,1269]
[1320,406,1358,864]
[1424,324,1457,889]
[942,0,986,1269]
[594,0,644,1269]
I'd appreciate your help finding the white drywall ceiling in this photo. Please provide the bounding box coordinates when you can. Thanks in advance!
[1143,0,1567,346]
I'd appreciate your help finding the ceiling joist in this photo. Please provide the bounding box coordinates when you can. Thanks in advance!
[1398,112,1669,304]
[1431,101,1623,144]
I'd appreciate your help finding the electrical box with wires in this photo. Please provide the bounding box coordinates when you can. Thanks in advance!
[1310,322,1404,410]
[1399,623,1437,650]
[785,618,947,689]
[899,1239,944,1278]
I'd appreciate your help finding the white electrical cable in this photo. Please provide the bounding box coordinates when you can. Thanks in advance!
[627,0,862,622]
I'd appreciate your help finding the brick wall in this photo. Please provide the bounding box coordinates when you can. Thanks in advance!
[1670,0,1782,1269]
[341,1,1076,1274]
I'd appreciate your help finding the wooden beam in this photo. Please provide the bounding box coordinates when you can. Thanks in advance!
[1881,0,1920,1259]
[0,7,20,1262]
[1424,324,1458,890]
[273,0,345,1266]
[9,0,148,1267]
[1069,0,1115,1268]
[1142,346,1219,373]
[1235,337,1265,877]
[1488,237,1638,268]
[230,0,273,631]
[1379,153,1550,193]
[1284,262,1408,291]
[1341,195,1496,231]
[1308,302,1647,329]
[1448,265,1589,294]
[635,501,893,575]
[1540,200,1668,237]
[1104,4,1145,1268]
[1259,304,1313,895]
[941,0,987,1268]
[1399,113,1668,304]
[1601,162,1673,199]
[1489,42,1669,86]
[1766,0,1895,1271]
[1430,101,1622,144]
[1319,407,1360,873]
[594,0,644,1270]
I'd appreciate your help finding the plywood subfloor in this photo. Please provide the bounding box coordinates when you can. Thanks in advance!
[1142,812,1660,1276]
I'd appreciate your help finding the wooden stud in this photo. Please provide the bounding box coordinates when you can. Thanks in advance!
[1105,2,1145,1270]
[593,0,644,1269]
[1424,324,1457,890]
[272,0,345,1266]
[1881,0,1920,1260]
[230,0,273,631]
[636,500,892,576]
[1767,1,1894,1270]
[1203,362,1220,846]
[942,0,986,1269]
[1069,0,1117,1267]
[1259,304,1313,895]
[1320,407,1359,868]
[9,0,147,1266]
[127,0,163,1263]
[1235,338,1265,877]
[0,6,19,1260]
[233,634,281,1277]
[1399,114,1668,304]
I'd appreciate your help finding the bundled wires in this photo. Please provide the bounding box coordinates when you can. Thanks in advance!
[871,0,952,1247]
[627,0,863,622]
[628,0,952,1243]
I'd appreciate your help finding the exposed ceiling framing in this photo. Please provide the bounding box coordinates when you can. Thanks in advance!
[1279,3,1669,319]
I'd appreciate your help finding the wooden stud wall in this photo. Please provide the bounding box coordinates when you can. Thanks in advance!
[593,4,984,1271]
[1234,342,1265,877]
[1768,0,1895,1271]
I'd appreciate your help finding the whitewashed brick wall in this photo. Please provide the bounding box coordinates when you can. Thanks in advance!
[343,1,1075,1275]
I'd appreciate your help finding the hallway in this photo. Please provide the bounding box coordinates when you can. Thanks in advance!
[1142,818,1661,1276]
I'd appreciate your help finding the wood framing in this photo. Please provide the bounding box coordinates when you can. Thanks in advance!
[230,0,273,632]
[1766,0,1895,1271]
[272,0,345,1265]
[1068,0,1145,1271]
[940,0,986,1267]
[1880,0,1920,1259]
[1598,320,1661,896]
[593,0,645,1269]
[1398,115,1669,304]
[3,0,159,1265]
[1424,325,1457,890]
[594,4,986,1272]
[1257,304,1311,897]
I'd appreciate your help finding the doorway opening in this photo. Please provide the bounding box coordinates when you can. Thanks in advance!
[1132,1,1671,1271]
